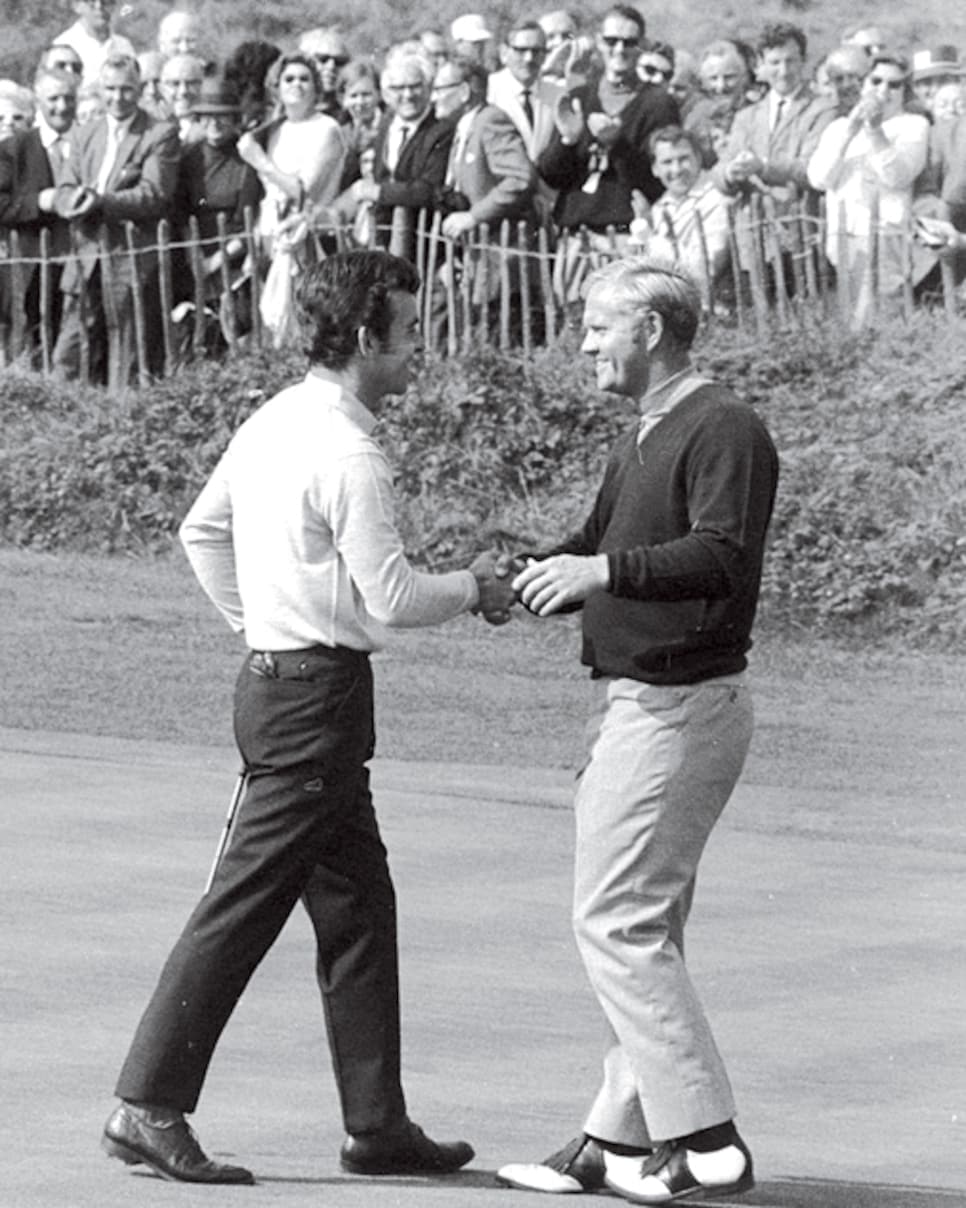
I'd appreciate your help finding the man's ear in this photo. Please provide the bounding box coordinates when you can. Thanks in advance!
[357,325,377,357]
[644,310,664,353]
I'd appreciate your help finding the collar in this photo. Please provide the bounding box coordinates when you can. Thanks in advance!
[36,115,61,149]
[637,365,711,436]
[106,112,136,138]
[303,371,378,435]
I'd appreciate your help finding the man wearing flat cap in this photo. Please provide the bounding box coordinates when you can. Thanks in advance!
[911,45,965,116]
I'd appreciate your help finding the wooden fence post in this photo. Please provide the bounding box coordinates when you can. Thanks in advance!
[187,216,206,359]
[243,206,262,350]
[156,218,175,376]
[538,224,556,345]
[38,227,52,374]
[423,212,442,354]
[99,227,123,392]
[216,212,238,350]
[498,220,511,351]
[124,221,149,387]
[7,231,26,361]
[517,220,533,355]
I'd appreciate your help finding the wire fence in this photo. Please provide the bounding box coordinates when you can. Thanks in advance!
[0,195,961,388]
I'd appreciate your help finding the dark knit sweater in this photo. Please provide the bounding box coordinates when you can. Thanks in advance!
[548,384,778,684]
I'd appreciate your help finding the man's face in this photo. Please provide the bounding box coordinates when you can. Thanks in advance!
[159,14,200,58]
[824,51,867,112]
[759,39,805,97]
[74,0,113,39]
[637,50,673,88]
[343,77,378,123]
[36,76,78,133]
[46,47,84,77]
[539,11,576,51]
[372,290,422,398]
[310,35,349,94]
[201,112,239,148]
[160,57,204,118]
[382,64,429,121]
[652,138,700,198]
[581,286,651,399]
[597,14,643,85]
[0,98,31,141]
[504,28,547,88]
[101,66,139,120]
[432,64,466,121]
[701,52,746,100]
[420,32,449,69]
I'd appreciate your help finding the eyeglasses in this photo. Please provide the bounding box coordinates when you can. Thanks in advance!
[281,73,313,83]
[868,75,905,90]
[601,35,640,49]
[316,53,349,66]
[385,83,425,93]
[508,44,546,57]
[430,81,463,94]
[50,58,83,73]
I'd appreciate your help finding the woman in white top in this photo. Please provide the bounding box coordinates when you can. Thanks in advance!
[808,53,930,322]
[238,52,346,252]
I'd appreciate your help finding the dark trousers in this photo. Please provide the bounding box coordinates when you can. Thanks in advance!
[115,646,407,1135]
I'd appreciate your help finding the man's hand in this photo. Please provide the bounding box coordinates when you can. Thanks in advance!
[469,550,519,625]
[587,112,622,148]
[512,554,610,617]
[725,150,763,185]
[442,211,477,240]
[554,93,586,143]
[915,215,966,256]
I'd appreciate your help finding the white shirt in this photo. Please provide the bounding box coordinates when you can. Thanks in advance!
[53,20,136,84]
[96,113,135,193]
[630,175,732,289]
[180,373,477,651]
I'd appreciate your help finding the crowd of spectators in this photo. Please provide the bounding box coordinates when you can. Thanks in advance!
[2,2,966,379]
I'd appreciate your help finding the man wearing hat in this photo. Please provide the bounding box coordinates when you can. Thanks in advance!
[173,76,263,349]
[450,13,494,67]
[911,45,965,116]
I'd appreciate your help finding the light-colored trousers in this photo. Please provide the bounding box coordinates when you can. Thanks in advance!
[574,673,754,1145]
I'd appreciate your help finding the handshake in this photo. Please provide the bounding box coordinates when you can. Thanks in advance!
[468,549,526,626]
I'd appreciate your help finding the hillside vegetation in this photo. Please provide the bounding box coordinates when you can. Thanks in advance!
[4,0,965,81]
[2,311,965,646]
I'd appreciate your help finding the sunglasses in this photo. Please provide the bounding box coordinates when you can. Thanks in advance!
[316,53,349,66]
[868,75,904,90]
[639,62,671,79]
[601,35,640,49]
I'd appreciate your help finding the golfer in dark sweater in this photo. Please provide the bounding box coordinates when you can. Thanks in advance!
[498,258,778,1205]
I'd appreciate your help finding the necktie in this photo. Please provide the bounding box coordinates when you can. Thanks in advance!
[521,89,533,127]
[397,124,411,163]
[772,98,785,132]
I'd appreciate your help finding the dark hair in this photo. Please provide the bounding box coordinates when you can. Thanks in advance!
[601,5,646,39]
[757,22,807,59]
[504,18,545,45]
[224,39,282,126]
[296,251,420,368]
[447,55,489,101]
[648,124,702,158]
[643,39,675,70]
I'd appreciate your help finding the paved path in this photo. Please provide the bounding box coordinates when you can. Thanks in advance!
[1,727,963,1207]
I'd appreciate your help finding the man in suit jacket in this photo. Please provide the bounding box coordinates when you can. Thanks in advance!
[346,49,452,260]
[51,53,180,384]
[712,22,835,276]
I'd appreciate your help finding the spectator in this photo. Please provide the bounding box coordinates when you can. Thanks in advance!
[344,49,453,258]
[50,53,179,384]
[842,26,889,58]
[667,48,700,120]
[538,9,578,53]
[137,50,166,118]
[338,60,384,191]
[0,81,36,140]
[932,81,965,121]
[636,40,674,90]
[822,45,870,116]
[34,66,79,170]
[159,53,206,142]
[713,22,835,290]
[238,52,345,255]
[297,28,350,121]
[684,40,752,165]
[488,18,564,165]
[808,53,929,322]
[537,4,679,300]
[223,40,282,131]
[911,45,965,118]
[75,80,105,125]
[419,30,450,71]
[914,83,966,285]
[157,9,202,59]
[39,43,85,79]
[450,14,493,68]
[629,125,732,296]
[53,0,136,84]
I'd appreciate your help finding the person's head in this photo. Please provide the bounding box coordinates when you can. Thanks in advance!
[75,80,104,123]
[637,39,674,88]
[223,40,281,128]
[72,0,115,41]
[699,39,748,102]
[341,60,380,126]
[99,54,140,121]
[158,10,201,58]
[501,19,547,88]
[381,51,433,122]
[450,14,493,66]
[756,22,807,97]
[0,80,35,140]
[268,52,322,120]
[297,251,422,404]
[419,29,450,69]
[160,52,205,119]
[137,50,165,109]
[911,46,965,111]
[192,75,242,147]
[597,5,647,86]
[932,80,966,121]
[33,66,79,134]
[822,44,869,113]
[667,48,698,107]
[538,9,577,52]
[41,42,84,79]
[297,28,350,98]
[432,57,485,121]
[863,52,911,119]
[582,257,700,398]
[649,126,702,198]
